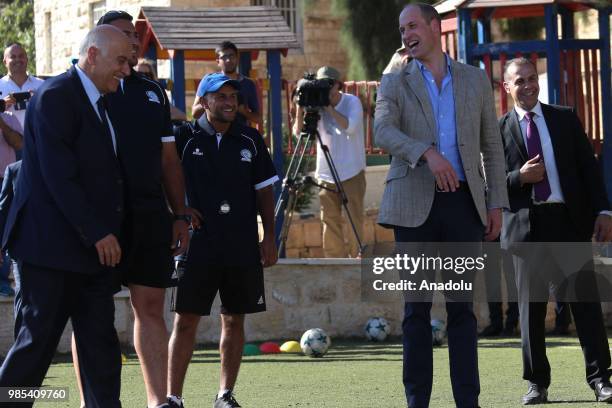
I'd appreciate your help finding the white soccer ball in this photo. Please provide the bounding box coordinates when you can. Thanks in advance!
[364,317,390,342]
[431,319,446,346]
[300,328,331,357]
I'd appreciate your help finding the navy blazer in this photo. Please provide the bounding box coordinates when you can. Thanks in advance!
[500,103,610,243]
[2,67,124,274]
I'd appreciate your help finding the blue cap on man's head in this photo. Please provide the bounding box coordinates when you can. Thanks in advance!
[196,73,241,97]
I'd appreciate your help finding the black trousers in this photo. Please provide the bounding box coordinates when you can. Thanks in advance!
[0,262,121,408]
[394,187,484,408]
[484,241,519,329]
[515,204,610,388]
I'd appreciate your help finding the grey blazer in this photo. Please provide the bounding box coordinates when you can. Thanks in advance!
[374,58,508,228]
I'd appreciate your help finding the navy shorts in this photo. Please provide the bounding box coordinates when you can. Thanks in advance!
[171,260,266,316]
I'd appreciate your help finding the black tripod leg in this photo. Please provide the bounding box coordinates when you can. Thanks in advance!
[316,133,365,256]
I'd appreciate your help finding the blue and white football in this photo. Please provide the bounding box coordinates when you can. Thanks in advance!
[300,328,331,357]
[364,317,390,342]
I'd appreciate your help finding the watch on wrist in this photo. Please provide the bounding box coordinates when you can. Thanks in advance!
[174,214,191,223]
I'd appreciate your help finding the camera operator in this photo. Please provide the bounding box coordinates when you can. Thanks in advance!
[293,66,366,258]
[0,43,44,128]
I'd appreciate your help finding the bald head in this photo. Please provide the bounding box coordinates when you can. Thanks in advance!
[3,43,28,77]
[77,25,132,94]
[78,25,126,60]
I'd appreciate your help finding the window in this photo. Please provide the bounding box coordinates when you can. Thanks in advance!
[90,1,106,28]
[44,12,52,73]
[252,0,302,43]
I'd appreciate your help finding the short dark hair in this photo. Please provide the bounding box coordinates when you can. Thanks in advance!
[503,57,537,81]
[215,41,238,56]
[97,10,133,26]
[403,3,442,28]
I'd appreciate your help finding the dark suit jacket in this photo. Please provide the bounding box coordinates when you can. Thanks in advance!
[2,67,124,274]
[500,103,609,243]
[0,160,21,237]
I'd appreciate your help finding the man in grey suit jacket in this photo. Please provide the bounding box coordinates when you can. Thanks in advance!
[374,4,508,408]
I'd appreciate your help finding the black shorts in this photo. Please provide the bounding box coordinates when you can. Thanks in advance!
[119,210,175,288]
[171,261,266,316]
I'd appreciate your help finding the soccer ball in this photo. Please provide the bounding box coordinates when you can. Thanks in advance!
[300,328,331,357]
[364,317,390,342]
[431,319,446,346]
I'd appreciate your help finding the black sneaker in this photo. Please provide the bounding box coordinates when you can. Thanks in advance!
[213,391,242,408]
[167,395,185,408]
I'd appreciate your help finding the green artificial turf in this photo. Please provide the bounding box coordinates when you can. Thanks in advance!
[37,336,603,407]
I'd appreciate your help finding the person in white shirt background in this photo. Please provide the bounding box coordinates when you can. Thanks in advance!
[293,66,366,258]
[0,43,44,129]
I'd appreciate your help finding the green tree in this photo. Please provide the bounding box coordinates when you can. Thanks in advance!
[0,0,35,76]
[331,0,436,81]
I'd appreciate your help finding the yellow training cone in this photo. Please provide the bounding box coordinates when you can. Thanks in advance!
[280,340,302,353]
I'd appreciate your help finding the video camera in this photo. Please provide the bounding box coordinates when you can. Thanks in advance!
[12,92,31,111]
[296,73,332,111]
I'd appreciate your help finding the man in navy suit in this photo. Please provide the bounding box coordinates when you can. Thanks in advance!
[0,25,131,408]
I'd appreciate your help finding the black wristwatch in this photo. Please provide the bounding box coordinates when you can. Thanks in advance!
[173,214,191,223]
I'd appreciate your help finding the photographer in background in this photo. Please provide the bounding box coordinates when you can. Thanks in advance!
[0,43,44,128]
[293,66,366,258]
[0,102,22,297]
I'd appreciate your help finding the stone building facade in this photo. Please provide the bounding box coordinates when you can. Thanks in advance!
[33,0,349,99]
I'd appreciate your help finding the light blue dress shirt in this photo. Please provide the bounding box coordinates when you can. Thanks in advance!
[416,55,465,181]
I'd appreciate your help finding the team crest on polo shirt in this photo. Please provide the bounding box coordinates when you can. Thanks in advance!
[146,90,160,104]
[192,148,203,156]
[240,149,252,162]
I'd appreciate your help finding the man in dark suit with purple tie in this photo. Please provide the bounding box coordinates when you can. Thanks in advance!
[499,57,612,405]
[0,25,131,407]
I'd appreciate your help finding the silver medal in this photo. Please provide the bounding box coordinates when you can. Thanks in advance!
[219,201,231,215]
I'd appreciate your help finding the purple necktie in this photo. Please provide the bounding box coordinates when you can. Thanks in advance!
[525,112,551,201]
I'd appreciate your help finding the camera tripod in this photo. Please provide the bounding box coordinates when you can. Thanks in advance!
[275,109,364,257]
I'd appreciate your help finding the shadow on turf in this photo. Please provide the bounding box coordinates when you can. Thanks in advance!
[544,400,598,404]
[477,340,579,349]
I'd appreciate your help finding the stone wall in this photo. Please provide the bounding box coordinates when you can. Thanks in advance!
[34,0,171,75]
[284,209,395,258]
[34,0,350,98]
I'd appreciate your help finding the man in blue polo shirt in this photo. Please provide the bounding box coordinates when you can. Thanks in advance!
[192,41,262,130]
[97,11,190,408]
[167,73,278,408]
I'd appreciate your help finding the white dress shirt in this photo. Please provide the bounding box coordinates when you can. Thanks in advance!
[0,73,44,128]
[75,65,117,154]
[514,102,564,204]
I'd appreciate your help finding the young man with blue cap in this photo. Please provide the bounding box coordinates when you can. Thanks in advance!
[168,73,278,408]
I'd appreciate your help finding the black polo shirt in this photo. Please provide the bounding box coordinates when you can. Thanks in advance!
[106,71,174,212]
[181,116,278,266]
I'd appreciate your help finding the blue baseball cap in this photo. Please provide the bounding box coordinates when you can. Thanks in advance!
[196,73,241,97]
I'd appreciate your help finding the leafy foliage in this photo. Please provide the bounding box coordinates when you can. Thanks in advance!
[330,0,436,81]
[0,0,35,76]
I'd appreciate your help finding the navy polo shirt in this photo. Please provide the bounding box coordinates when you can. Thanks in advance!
[181,116,278,266]
[106,71,174,212]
